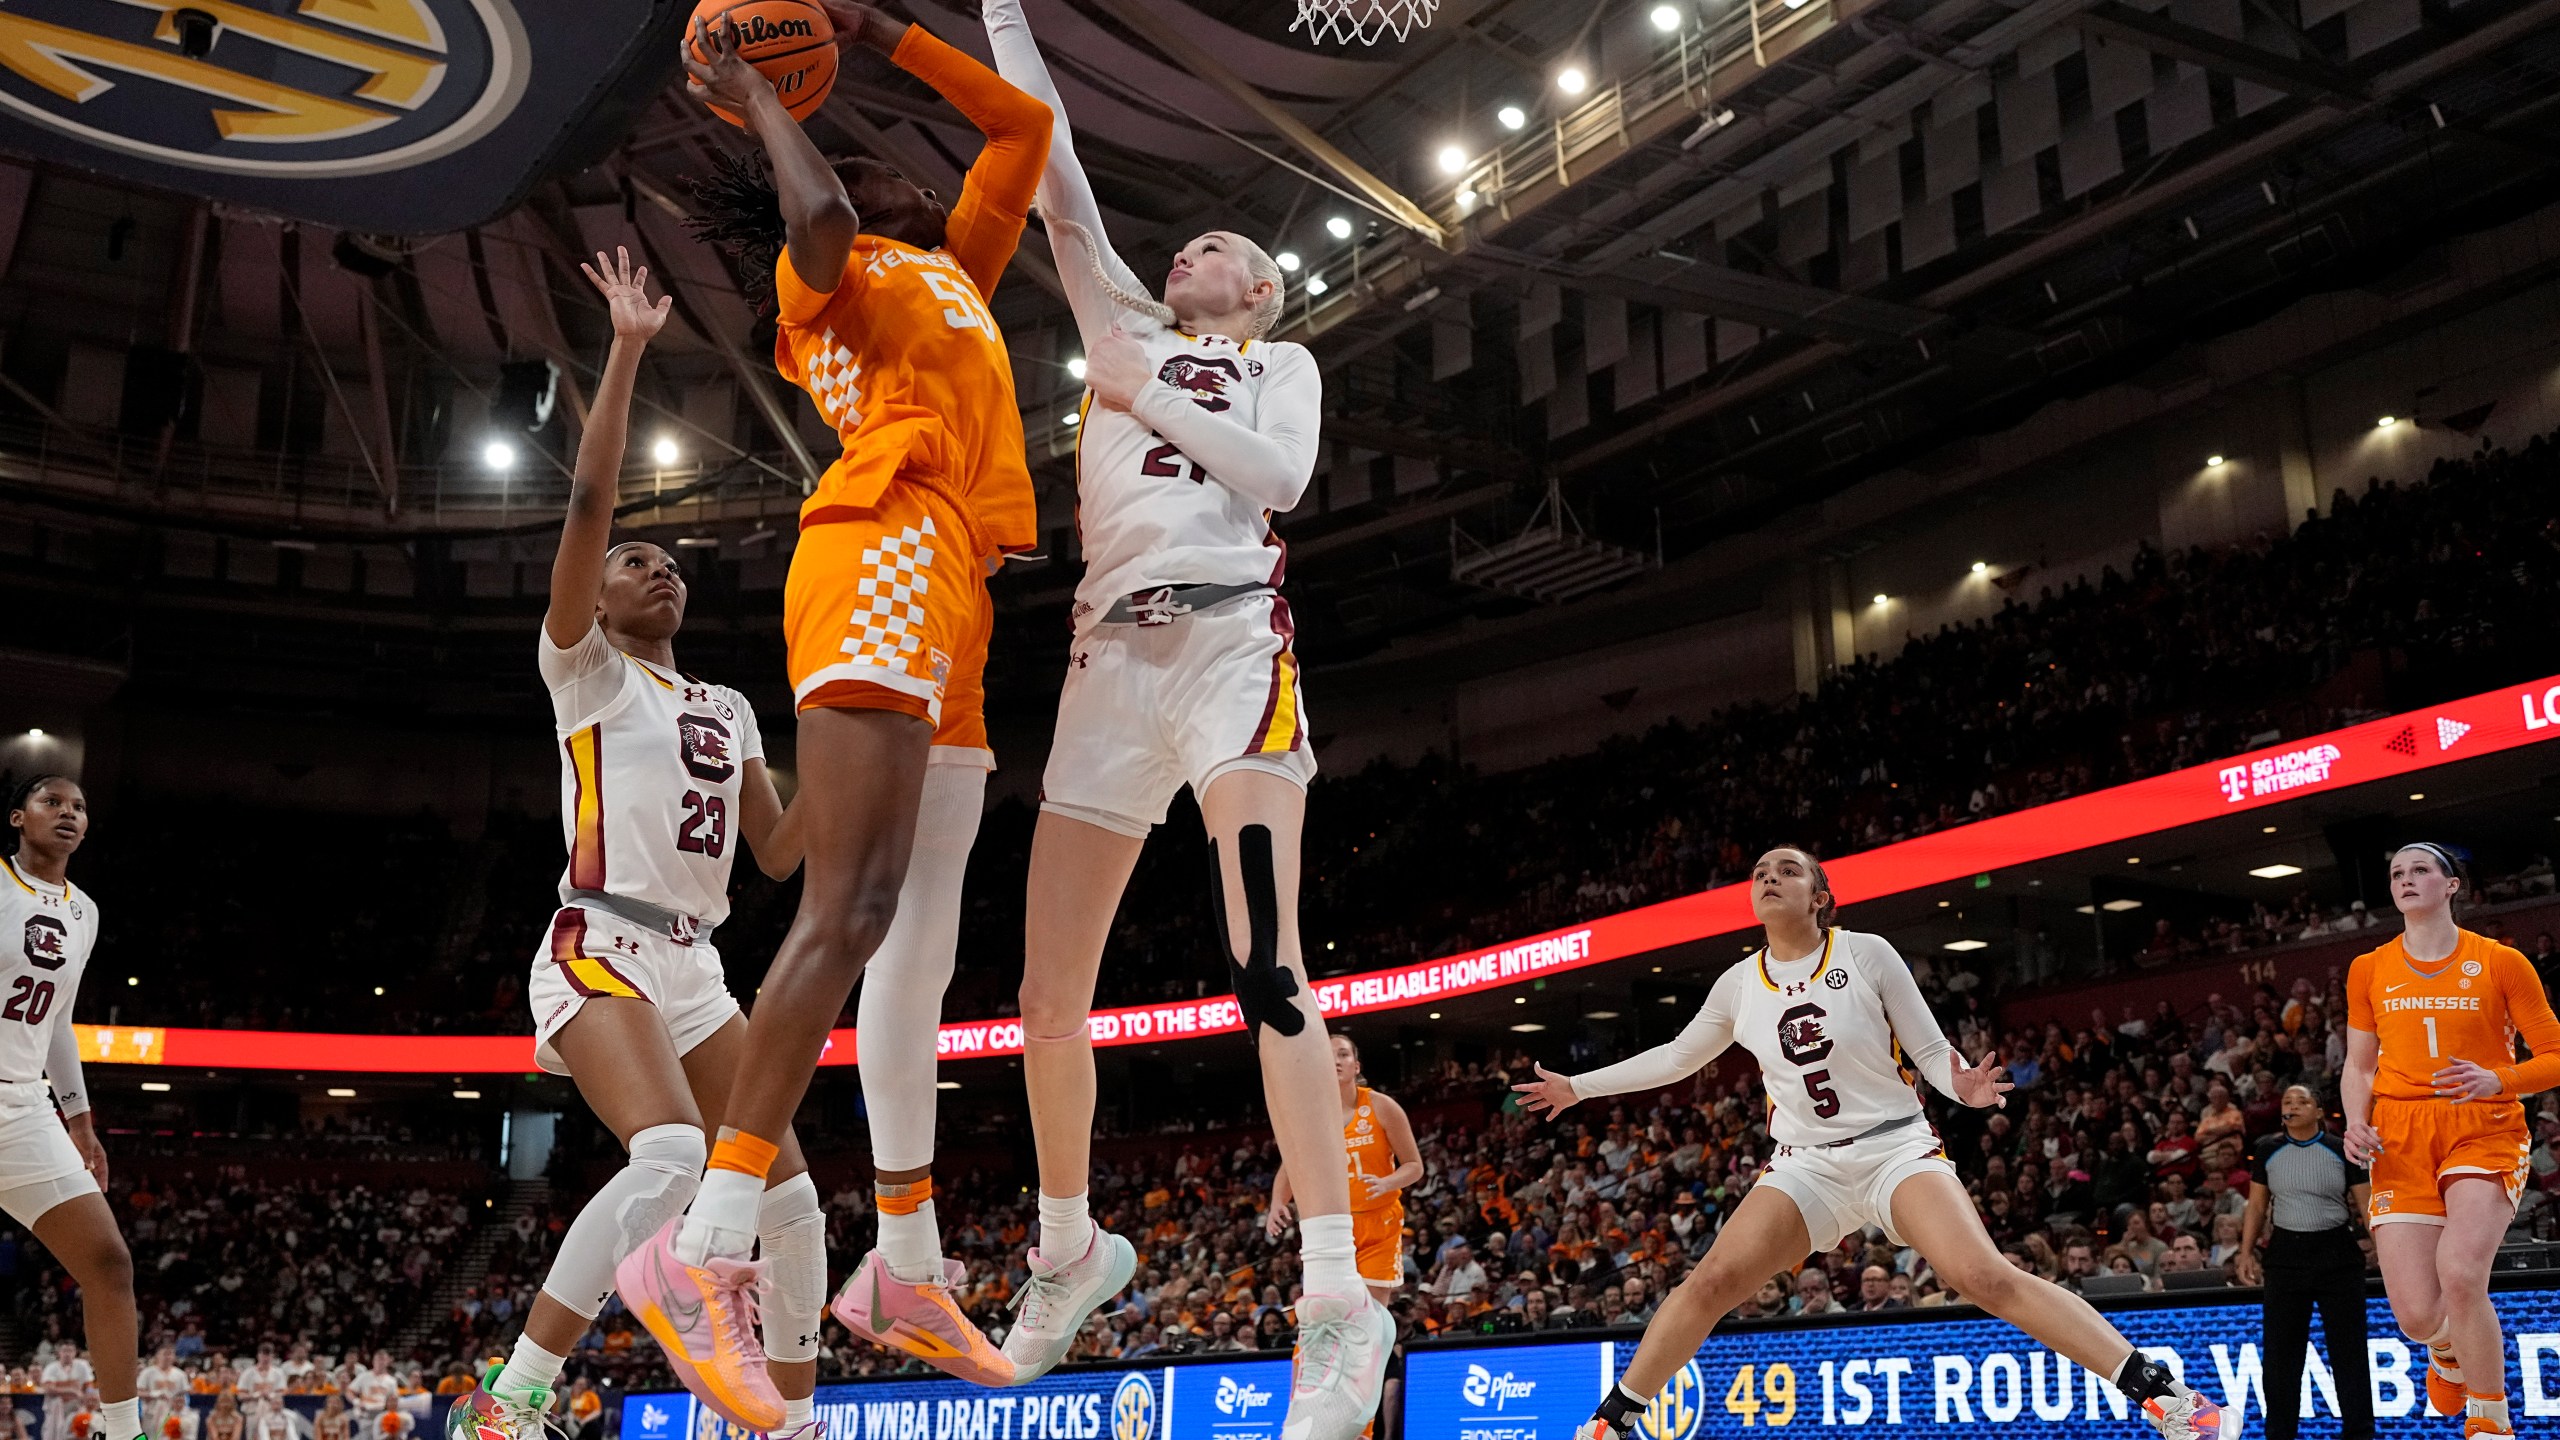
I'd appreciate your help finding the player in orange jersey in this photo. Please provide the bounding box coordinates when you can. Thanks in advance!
[2343,841,2560,1440]
[620,0,1052,1418]
[1269,1035,1424,1306]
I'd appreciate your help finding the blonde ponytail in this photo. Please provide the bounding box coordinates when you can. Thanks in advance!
[1049,218,1285,339]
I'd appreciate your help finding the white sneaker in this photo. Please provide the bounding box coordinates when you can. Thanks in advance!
[999,1229,1137,1383]
[1278,1290,1393,1440]
[2141,1384,2237,1440]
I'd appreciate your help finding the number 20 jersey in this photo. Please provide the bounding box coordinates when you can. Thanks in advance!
[0,855,94,1088]
[542,626,764,928]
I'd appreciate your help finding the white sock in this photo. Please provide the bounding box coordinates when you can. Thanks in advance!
[782,1396,814,1430]
[878,1194,942,1283]
[757,1174,827,1366]
[494,1335,564,1401]
[678,1167,764,1265]
[1039,1191,1093,1260]
[1298,1213,1361,1296]
[855,762,982,1171]
[99,1399,140,1440]
[2468,1394,2510,1430]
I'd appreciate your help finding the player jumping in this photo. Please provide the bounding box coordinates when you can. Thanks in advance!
[3,777,144,1440]
[2343,842,2560,1440]
[1513,847,2237,1440]
[449,248,824,1440]
[621,2,1052,1418]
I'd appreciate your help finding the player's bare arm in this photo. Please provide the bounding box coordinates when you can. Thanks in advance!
[2341,1025,2383,1163]
[738,758,803,881]
[683,15,856,288]
[547,248,671,650]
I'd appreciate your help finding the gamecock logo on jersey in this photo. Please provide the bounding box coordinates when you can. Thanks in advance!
[1158,355,1245,412]
[23,914,67,971]
[677,712,735,784]
[1777,1001,1833,1066]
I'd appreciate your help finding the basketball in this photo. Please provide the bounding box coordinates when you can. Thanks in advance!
[689,0,837,126]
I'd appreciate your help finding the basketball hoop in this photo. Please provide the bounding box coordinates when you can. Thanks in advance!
[1292,0,1438,44]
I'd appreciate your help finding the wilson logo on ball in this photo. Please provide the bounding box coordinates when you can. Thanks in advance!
[0,0,524,177]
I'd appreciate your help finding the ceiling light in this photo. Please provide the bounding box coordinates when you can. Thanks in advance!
[936,1080,961,1090]
[1659,994,1680,1004]
[1428,1012,1442,1020]
[1585,1010,1620,1020]
[1510,1022,1548,1033]
[2262,825,2278,834]
[1061,411,1080,427]
[651,437,680,467]
[2125,856,2141,865]
[326,1088,356,1098]
[1872,593,1889,606]
[1067,356,1087,379]
[25,728,43,739]
[2408,791,2425,800]
[1514,995,1527,1004]
[452,1090,481,1100]
[1455,186,1478,207]
[1326,216,1354,240]
[1436,145,1467,175]
[1651,4,1684,29]
[1275,252,1301,273]
[2376,415,2396,428]
[126,976,138,986]
[141,1082,171,1092]
[673,535,717,548]
[1651,966,1663,973]
[1498,105,1527,130]
[1306,275,1329,295]
[2101,899,2144,912]
[2249,864,2303,879]
[1942,939,1989,952]
[1970,561,1987,574]
[2206,454,2225,467]
[481,439,515,470]
[2075,905,2096,915]
[1557,66,1588,95]
[1937,900,1951,908]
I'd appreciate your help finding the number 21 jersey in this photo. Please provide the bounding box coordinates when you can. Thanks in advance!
[0,854,94,1088]
[542,626,763,928]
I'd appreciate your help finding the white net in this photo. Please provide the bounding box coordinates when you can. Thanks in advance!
[1292,0,1439,44]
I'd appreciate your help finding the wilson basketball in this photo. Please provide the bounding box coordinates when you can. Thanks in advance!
[690,0,837,126]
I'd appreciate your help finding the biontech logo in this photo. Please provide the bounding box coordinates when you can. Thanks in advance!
[1461,1365,1538,1410]
[0,0,527,177]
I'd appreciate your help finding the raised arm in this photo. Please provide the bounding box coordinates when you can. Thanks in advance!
[847,6,1051,296]
[737,756,804,881]
[683,16,859,297]
[980,0,1150,342]
[546,249,669,649]
[1866,935,1975,1102]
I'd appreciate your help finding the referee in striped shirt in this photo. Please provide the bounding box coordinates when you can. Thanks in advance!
[2239,1083,2374,1440]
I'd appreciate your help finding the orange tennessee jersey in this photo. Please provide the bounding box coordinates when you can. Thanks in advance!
[2347,928,2560,1102]
[774,25,1046,556]
[1345,1087,1401,1212]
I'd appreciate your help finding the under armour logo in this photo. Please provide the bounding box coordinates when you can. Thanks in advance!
[1072,652,1090,668]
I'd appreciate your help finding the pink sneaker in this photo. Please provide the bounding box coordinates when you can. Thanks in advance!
[613,1217,783,1431]
[829,1250,1015,1387]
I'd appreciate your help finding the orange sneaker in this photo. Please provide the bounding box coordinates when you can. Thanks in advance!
[829,1250,1015,1387]
[2426,1353,2465,1417]
[612,1219,783,1432]
[2462,1392,2514,1438]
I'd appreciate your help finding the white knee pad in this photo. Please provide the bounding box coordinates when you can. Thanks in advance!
[541,1122,705,1319]
[857,761,985,1171]
[757,1173,827,1364]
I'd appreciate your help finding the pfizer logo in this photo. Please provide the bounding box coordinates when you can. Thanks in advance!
[1213,1376,1274,1417]
[0,0,526,177]
[1636,1362,1708,1440]
[1460,1364,1538,1412]
[1111,1373,1155,1440]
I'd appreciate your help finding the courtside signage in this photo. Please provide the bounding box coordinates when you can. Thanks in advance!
[619,1357,1290,1440]
[90,673,2560,1072]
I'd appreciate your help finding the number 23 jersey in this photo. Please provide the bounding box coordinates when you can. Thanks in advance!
[542,626,763,928]
[0,854,94,1089]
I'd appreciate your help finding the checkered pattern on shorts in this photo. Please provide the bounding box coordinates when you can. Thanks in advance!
[839,517,937,677]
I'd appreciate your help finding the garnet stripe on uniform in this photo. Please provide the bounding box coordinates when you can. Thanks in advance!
[564,724,606,891]
[1244,597,1305,756]
[547,909,648,1001]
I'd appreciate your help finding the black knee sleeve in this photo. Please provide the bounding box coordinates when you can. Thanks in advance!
[1208,825,1304,1038]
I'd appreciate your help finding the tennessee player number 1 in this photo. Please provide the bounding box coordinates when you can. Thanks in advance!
[2421,1014,2438,1056]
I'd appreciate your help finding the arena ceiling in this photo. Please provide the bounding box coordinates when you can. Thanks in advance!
[4,0,2560,722]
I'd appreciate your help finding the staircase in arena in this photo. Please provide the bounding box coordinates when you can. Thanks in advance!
[0,1305,26,1368]
[392,1177,551,1360]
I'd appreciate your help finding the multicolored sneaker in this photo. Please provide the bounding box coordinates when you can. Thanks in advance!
[2428,1353,2467,1416]
[2141,1384,2237,1440]
[1000,1230,1137,1383]
[444,1365,553,1440]
[764,1424,825,1440]
[1278,1289,1393,1440]
[829,1250,1015,1387]
[613,1217,784,1432]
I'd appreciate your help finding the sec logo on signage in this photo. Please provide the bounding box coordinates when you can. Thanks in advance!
[1636,1361,1708,1440]
[0,0,526,178]
[1110,1372,1155,1440]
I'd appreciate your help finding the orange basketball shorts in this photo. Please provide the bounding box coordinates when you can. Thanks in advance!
[2365,1095,2530,1225]
[1352,1201,1405,1288]
[785,477,991,757]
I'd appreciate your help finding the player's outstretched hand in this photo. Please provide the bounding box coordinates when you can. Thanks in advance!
[2430,1058,2503,1103]
[1512,1062,1579,1119]
[1083,326,1152,411]
[2342,1119,2384,1166]
[1950,1047,2013,1109]
[581,247,673,341]
[682,15,773,114]
[814,0,906,54]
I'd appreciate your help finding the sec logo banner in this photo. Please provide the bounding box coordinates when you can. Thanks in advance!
[1110,1372,1155,1440]
[1636,1360,1708,1440]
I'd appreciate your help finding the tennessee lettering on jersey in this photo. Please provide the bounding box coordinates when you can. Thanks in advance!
[2376,995,2485,1013]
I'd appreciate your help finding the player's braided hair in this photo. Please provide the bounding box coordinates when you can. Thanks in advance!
[1048,219,1286,339]
[5,773,70,858]
[683,149,787,311]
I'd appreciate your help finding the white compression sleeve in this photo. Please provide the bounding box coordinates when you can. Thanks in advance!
[1568,988,1735,1101]
[1127,342,1323,512]
[45,990,88,1118]
[541,1122,704,1318]
[757,1173,826,1364]
[854,759,987,1171]
[1862,933,1963,1098]
[981,0,1148,345]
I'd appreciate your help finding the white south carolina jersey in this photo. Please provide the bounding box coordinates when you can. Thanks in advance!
[1571,928,1961,1147]
[0,855,94,1096]
[542,626,764,928]
[1068,327,1320,625]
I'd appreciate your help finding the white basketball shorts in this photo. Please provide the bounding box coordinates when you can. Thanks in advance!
[1041,591,1317,838]
[0,1083,98,1226]
[527,904,741,1076]
[1756,1119,1959,1250]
